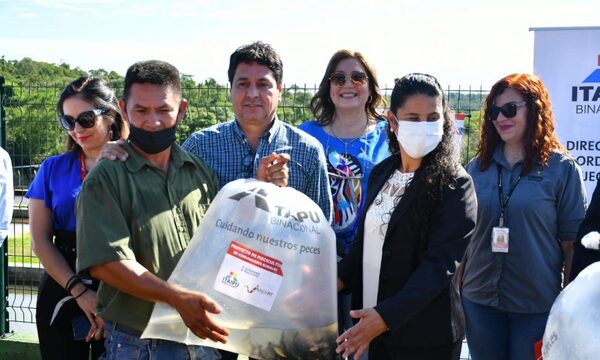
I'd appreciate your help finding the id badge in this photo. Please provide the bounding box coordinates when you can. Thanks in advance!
[491,227,509,253]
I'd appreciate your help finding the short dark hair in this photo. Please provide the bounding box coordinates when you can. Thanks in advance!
[57,76,127,151]
[228,41,283,86]
[123,60,181,100]
[310,49,384,126]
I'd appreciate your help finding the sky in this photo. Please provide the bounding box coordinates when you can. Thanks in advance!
[0,0,598,89]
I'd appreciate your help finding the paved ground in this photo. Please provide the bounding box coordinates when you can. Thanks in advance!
[8,320,36,336]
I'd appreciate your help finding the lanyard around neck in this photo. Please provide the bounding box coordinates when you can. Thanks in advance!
[497,164,521,227]
[79,151,87,181]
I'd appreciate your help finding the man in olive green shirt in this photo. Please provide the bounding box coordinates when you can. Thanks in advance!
[77,60,229,359]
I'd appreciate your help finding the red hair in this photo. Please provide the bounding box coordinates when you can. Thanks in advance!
[477,73,566,174]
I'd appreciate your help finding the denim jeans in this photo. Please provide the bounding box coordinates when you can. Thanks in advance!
[101,321,221,360]
[462,296,548,360]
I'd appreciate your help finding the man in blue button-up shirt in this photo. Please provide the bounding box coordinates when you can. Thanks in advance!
[182,41,332,223]
[182,41,332,360]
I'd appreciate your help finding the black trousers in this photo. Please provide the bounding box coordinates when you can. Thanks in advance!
[36,271,104,359]
[36,230,103,360]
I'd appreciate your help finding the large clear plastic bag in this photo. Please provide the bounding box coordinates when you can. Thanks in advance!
[142,179,338,359]
[542,262,600,359]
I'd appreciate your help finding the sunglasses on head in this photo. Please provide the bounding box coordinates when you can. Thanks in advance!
[489,101,527,120]
[58,109,108,131]
[329,71,368,87]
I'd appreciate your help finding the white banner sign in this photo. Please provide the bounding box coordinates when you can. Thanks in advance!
[533,27,600,197]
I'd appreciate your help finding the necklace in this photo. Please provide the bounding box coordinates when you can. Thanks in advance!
[329,117,369,155]
[325,117,372,184]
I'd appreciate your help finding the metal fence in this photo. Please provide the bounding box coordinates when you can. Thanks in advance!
[0,79,486,357]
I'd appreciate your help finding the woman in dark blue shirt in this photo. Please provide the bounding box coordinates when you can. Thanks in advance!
[26,77,127,359]
[460,73,586,360]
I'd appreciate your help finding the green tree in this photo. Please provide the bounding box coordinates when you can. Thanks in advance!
[1,57,488,187]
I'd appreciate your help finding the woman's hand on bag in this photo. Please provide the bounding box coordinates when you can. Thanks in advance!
[335,308,388,359]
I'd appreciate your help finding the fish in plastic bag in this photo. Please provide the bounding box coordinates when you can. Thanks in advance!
[142,179,338,359]
[542,262,600,359]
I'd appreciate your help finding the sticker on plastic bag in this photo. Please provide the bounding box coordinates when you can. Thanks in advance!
[214,241,283,311]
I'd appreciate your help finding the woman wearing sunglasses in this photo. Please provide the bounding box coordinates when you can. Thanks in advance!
[335,73,477,359]
[26,77,127,359]
[459,73,586,360]
[298,50,390,335]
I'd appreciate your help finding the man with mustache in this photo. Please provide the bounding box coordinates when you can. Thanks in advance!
[182,41,332,222]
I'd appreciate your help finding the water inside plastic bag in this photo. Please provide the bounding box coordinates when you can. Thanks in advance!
[142,179,338,359]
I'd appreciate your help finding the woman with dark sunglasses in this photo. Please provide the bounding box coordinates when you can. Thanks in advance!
[336,73,477,359]
[459,73,586,360]
[25,77,127,359]
[298,50,390,336]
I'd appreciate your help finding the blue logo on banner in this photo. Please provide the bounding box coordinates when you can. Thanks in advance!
[582,54,600,83]
[572,55,600,103]
[583,69,600,83]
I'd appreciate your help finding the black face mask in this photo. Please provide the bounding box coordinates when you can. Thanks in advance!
[128,124,177,154]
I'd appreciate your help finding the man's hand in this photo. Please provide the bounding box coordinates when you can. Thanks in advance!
[283,265,333,327]
[168,285,230,343]
[256,153,290,187]
[90,260,229,343]
[97,139,129,161]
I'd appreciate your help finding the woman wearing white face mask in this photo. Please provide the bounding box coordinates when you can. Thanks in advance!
[336,73,477,360]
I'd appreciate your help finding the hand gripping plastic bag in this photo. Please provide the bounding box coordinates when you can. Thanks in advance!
[542,262,600,359]
[142,179,338,359]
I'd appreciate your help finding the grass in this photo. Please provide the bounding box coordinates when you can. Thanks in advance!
[7,233,40,265]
